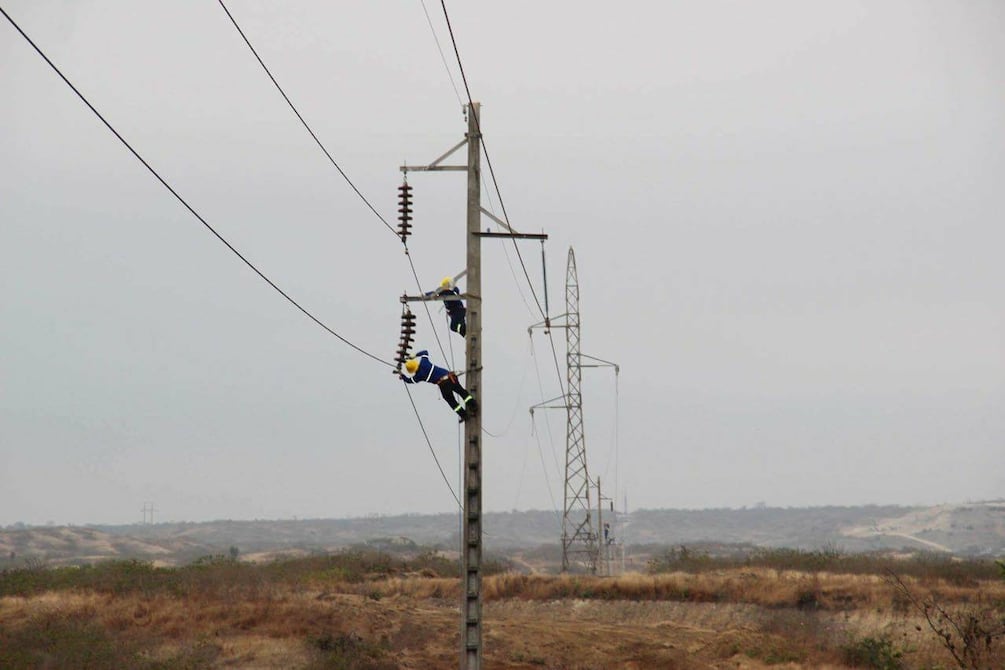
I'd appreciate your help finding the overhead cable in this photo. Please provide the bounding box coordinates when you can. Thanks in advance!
[418,0,464,110]
[404,385,463,510]
[438,0,570,415]
[217,2,453,371]
[404,247,450,365]
[215,0,470,508]
[0,5,392,369]
[217,0,397,239]
[438,0,547,320]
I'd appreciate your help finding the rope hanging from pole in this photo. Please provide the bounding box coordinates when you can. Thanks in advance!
[540,238,550,331]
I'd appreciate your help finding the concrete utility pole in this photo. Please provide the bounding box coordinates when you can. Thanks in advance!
[596,477,617,576]
[401,102,546,670]
[461,101,484,670]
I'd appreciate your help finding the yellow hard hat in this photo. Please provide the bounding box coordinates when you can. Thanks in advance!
[404,359,419,375]
[440,276,453,289]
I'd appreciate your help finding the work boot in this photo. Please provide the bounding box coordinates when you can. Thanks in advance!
[464,396,478,414]
[456,407,469,423]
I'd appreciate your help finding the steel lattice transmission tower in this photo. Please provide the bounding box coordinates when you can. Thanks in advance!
[530,247,614,573]
[561,247,599,572]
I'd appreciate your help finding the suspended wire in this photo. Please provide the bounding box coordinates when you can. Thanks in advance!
[403,247,450,365]
[217,0,397,238]
[456,421,463,547]
[483,177,536,319]
[508,339,538,509]
[438,0,570,426]
[614,370,620,511]
[511,428,529,509]
[219,0,573,514]
[0,6,393,370]
[499,237,537,319]
[438,0,547,320]
[217,0,471,512]
[600,370,620,490]
[484,351,530,438]
[218,0,455,373]
[403,385,463,510]
[546,330,568,400]
[418,0,464,110]
[530,412,563,524]
[445,308,457,374]
[530,337,563,477]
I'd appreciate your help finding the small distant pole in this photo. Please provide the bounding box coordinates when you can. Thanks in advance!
[141,502,156,525]
[597,477,604,575]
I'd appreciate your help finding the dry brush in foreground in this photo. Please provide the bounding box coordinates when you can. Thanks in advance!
[1,550,1003,669]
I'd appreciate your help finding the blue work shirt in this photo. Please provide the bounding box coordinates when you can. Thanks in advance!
[401,350,450,384]
[442,287,466,319]
[426,287,466,319]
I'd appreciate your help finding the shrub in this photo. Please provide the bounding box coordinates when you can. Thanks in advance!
[887,571,1005,669]
[647,545,714,573]
[306,631,393,670]
[0,613,141,669]
[842,635,904,670]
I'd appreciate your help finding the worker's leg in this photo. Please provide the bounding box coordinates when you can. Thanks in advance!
[451,315,466,337]
[438,379,468,419]
[445,375,477,413]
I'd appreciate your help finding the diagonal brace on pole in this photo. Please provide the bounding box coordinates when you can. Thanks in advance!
[401,138,468,173]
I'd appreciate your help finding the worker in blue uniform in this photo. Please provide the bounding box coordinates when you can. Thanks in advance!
[427,276,466,337]
[401,350,477,421]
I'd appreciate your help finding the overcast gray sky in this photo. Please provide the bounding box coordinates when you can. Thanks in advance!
[2,1,1002,526]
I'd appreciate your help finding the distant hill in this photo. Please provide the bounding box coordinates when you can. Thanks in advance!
[1,501,1002,567]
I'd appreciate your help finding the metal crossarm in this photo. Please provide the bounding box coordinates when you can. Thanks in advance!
[474,231,548,240]
[400,292,470,303]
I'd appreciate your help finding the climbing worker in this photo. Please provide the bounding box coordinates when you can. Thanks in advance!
[400,350,477,421]
[427,276,466,337]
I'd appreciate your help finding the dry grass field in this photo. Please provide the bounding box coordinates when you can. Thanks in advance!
[1,550,1003,669]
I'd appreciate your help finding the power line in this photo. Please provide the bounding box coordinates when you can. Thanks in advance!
[438,0,548,320]
[0,5,392,369]
[219,0,453,370]
[404,385,463,510]
[484,178,536,318]
[530,337,563,478]
[438,0,571,413]
[214,0,471,509]
[216,0,397,239]
[403,247,450,365]
[418,0,464,110]
[531,411,562,523]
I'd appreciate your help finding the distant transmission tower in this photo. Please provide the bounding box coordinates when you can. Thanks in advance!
[141,501,156,525]
[531,248,619,573]
[560,248,598,572]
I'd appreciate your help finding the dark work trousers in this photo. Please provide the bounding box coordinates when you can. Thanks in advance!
[450,314,467,337]
[437,373,472,412]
